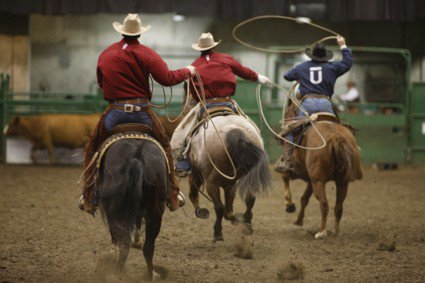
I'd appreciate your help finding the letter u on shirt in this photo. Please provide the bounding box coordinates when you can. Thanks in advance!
[309,67,322,84]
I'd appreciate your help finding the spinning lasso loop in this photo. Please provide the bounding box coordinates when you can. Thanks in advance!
[232,15,341,54]
[256,82,326,150]
[190,70,238,180]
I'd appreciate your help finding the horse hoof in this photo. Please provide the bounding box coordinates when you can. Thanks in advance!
[242,223,253,235]
[213,234,224,242]
[293,219,303,226]
[232,213,245,224]
[195,208,209,219]
[285,203,296,213]
[314,230,327,239]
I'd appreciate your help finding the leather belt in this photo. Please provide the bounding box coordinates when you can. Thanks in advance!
[110,104,149,113]
[111,98,150,104]
[206,97,232,103]
[109,98,150,113]
[301,94,330,101]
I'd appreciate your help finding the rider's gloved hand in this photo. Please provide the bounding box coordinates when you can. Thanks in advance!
[185,65,196,76]
[337,35,347,49]
[257,74,272,86]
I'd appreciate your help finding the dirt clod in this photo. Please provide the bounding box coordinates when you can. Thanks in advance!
[234,236,253,259]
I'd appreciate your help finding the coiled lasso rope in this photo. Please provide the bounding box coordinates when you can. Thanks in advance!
[257,82,326,150]
[234,15,343,149]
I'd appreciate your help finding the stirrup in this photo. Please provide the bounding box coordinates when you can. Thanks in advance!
[274,157,293,174]
[177,191,186,207]
[166,191,186,211]
[176,169,191,178]
[77,195,97,216]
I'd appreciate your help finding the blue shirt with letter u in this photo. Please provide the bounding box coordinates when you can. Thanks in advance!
[284,48,353,97]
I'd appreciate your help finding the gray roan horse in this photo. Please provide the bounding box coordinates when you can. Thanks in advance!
[97,138,168,280]
[188,114,272,241]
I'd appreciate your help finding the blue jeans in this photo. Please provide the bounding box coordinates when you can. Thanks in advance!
[296,98,334,118]
[287,98,334,143]
[104,104,152,133]
[199,101,235,117]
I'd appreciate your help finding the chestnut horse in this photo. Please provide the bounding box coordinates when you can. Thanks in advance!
[280,103,362,239]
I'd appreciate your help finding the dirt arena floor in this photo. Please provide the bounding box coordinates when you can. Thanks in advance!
[1,164,424,282]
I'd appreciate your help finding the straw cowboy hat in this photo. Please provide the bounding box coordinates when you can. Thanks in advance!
[192,33,221,51]
[305,43,333,62]
[113,13,151,36]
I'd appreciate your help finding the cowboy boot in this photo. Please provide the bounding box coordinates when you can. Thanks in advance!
[175,147,191,177]
[274,144,294,173]
[166,174,186,211]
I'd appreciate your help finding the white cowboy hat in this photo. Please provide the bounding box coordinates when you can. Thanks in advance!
[113,13,151,36]
[191,32,221,51]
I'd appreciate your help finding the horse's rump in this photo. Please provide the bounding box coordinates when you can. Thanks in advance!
[98,139,168,232]
[330,131,363,182]
[191,115,272,198]
[225,128,272,199]
[301,122,362,182]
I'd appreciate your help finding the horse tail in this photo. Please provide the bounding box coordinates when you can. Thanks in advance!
[225,128,272,199]
[331,134,363,182]
[101,149,144,236]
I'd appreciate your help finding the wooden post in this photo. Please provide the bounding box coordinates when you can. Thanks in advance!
[0,73,9,162]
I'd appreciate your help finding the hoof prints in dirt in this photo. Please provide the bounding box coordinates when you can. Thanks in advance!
[277,261,305,281]
[377,234,397,252]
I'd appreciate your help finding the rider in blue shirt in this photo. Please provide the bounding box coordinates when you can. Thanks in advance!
[276,35,353,173]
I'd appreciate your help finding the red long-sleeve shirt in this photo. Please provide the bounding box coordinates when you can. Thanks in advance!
[189,51,258,100]
[97,38,190,101]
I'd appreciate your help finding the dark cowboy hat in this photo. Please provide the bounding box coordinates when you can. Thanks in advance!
[305,43,333,62]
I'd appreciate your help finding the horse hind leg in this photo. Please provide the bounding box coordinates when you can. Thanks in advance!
[334,180,348,235]
[294,182,313,226]
[312,181,329,239]
[189,172,209,219]
[206,184,224,242]
[106,217,131,272]
[223,184,238,224]
[143,208,163,280]
[242,193,256,235]
[283,176,296,213]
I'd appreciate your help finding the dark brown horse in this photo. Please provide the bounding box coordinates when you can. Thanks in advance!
[280,102,362,239]
[97,138,168,279]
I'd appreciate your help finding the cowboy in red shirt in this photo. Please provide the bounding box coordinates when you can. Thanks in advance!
[171,33,271,175]
[78,14,195,214]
